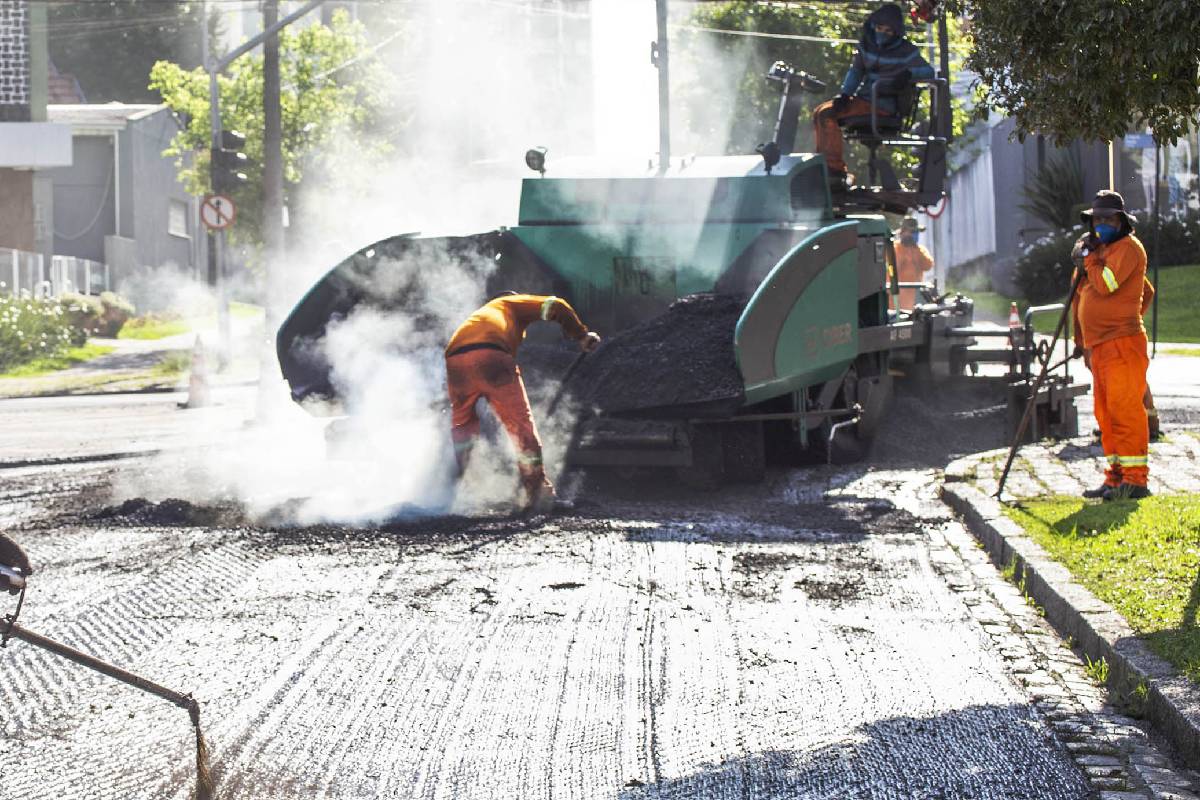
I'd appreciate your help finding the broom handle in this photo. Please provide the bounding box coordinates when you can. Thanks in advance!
[995,269,1087,497]
[545,350,588,416]
[6,622,195,711]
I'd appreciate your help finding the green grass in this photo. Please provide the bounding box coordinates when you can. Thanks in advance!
[0,343,115,377]
[119,315,190,340]
[1148,264,1200,344]
[952,264,1200,341]
[1161,347,1200,357]
[1006,494,1200,682]
[152,350,192,377]
[118,302,263,341]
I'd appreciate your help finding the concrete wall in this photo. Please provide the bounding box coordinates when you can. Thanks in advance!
[128,110,196,270]
[0,167,34,250]
[51,134,115,261]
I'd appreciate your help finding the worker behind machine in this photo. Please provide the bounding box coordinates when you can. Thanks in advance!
[812,3,934,188]
[1069,190,1151,502]
[893,216,934,310]
[445,292,600,513]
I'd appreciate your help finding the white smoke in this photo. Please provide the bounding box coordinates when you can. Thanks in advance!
[120,0,776,523]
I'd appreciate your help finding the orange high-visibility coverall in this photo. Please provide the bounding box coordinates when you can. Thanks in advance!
[893,240,934,309]
[445,294,588,503]
[1071,235,1150,488]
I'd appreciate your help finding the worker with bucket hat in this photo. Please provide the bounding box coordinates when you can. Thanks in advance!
[1070,190,1152,501]
[893,216,934,310]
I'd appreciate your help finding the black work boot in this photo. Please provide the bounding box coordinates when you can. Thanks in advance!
[1081,484,1115,499]
[1105,483,1152,502]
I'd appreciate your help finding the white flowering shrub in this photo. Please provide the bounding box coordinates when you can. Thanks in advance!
[0,296,81,371]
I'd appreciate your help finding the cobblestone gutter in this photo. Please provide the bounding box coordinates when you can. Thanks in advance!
[942,433,1200,797]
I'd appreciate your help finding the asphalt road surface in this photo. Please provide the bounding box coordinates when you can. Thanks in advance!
[1,356,1198,799]
[0,458,1170,800]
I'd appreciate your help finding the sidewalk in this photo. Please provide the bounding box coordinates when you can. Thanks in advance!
[0,319,263,399]
[942,433,1200,772]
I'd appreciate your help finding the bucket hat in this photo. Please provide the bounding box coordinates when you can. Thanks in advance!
[1079,190,1136,228]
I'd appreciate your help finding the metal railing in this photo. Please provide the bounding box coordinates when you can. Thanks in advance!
[0,248,110,299]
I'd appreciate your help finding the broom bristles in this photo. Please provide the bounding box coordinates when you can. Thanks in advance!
[189,703,216,800]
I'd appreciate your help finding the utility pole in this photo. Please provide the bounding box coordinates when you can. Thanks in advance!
[263,0,284,333]
[653,0,670,174]
[202,0,325,366]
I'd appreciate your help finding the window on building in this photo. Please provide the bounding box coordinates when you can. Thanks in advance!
[168,200,189,238]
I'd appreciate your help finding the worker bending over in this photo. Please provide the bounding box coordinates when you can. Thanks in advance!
[1070,191,1151,501]
[813,2,934,187]
[445,293,600,512]
[893,216,933,310]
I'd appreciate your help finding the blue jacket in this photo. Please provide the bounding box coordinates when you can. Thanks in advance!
[840,4,935,115]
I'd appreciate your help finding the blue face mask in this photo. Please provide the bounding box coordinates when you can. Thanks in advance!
[1094,223,1120,243]
[875,30,896,45]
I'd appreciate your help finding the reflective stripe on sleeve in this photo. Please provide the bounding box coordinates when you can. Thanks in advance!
[1101,266,1119,293]
[540,296,558,320]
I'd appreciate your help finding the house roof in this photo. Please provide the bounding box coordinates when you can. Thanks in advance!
[47,104,166,128]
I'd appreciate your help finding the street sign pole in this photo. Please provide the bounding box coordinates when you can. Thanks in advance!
[202,0,325,369]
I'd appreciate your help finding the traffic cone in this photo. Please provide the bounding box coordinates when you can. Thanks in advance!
[181,336,212,409]
[1008,301,1021,329]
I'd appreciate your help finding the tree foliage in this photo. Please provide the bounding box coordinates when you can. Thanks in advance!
[48,0,210,103]
[149,12,392,247]
[957,0,1200,144]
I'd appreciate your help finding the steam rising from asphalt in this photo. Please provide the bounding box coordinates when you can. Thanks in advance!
[120,1,767,522]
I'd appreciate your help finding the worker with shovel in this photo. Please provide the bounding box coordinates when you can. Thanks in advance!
[445,293,600,512]
[1070,191,1152,501]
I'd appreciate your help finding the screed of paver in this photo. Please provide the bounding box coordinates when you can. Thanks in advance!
[0,462,1101,800]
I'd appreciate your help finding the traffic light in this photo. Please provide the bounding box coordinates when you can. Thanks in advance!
[211,130,249,194]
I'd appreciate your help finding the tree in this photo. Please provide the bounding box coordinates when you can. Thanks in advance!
[48,0,211,103]
[148,12,393,251]
[957,0,1200,144]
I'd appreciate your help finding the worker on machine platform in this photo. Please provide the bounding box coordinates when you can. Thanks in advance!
[445,293,600,512]
[893,216,934,309]
[1070,190,1152,501]
[812,2,934,188]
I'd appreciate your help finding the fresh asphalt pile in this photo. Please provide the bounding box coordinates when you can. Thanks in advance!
[870,379,1010,467]
[529,293,746,417]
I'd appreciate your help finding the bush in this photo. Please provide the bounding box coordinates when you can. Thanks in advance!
[1137,211,1200,267]
[1014,212,1200,305]
[0,296,77,371]
[1013,225,1084,304]
[97,291,134,337]
[60,291,135,339]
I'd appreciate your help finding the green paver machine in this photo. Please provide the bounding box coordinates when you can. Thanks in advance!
[277,0,1086,481]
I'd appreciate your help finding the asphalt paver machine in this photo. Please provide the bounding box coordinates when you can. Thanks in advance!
[277,0,1086,482]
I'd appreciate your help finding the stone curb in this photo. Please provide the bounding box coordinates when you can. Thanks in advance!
[941,465,1200,769]
[0,449,160,471]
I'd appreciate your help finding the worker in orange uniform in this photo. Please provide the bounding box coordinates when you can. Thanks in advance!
[445,293,600,512]
[893,216,934,310]
[1070,191,1151,501]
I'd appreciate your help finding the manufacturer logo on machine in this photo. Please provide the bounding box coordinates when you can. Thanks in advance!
[804,321,853,356]
[613,256,675,296]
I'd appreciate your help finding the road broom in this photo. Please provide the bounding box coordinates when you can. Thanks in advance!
[1,546,214,800]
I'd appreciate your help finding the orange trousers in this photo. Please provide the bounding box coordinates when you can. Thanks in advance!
[1091,333,1149,487]
[812,96,894,175]
[446,347,551,501]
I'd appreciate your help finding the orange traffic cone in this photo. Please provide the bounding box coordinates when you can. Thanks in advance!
[1008,301,1021,329]
[181,336,212,409]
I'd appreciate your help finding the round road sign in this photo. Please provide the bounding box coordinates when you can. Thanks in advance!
[201,194,237,231]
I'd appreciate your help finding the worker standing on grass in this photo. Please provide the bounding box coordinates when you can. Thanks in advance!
[445,293,600,512]
[893,216,934,310]
[812,2,934,188]
[1070,190,1152,501]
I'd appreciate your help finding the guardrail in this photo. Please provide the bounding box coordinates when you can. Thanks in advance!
[0,248,110,299]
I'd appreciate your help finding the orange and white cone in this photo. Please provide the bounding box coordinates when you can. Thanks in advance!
[183,336,212,409]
